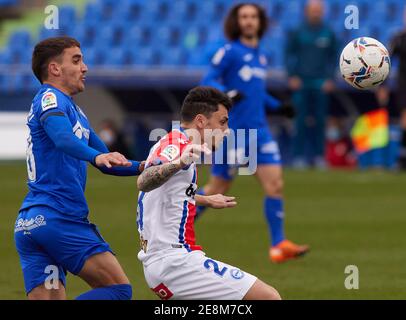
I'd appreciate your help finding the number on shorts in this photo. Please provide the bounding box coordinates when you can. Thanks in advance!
[204,259,228,277]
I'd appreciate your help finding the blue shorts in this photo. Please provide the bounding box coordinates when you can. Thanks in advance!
[211,126,281,181]
[14,206,113,294]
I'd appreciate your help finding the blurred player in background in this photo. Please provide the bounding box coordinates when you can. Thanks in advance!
[285,0,338,169]
[136,86,281,300]
[378,6,406,170]
[196,3,309,263]
[14,37,143,300]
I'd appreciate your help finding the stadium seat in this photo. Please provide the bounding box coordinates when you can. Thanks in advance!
[81,47,96,67]
[183,24,209,50]
[120,0,144,21]
[0,0,18,5]
[159,47,186,66]
[187,50,208,67]
[106,47,127,66]
[68,23,87,46]
[194,0,226,24]
[206,26,224,44]
[28,74,41,91]
[0,74,9,92]
[38,26,62,41]
[0,49,13,65]
[125,25,147,47]
[7,29,31,52]
[58,4,77,33]
[196,42,225,66]
[143,0,170,21]
[93,24,126,50]
[1,0,406,74]
[150,25,175,48]
[133,47,159,66]
[165,0,193,22]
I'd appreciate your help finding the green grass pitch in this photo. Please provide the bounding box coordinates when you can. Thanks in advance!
[1,162,406,299]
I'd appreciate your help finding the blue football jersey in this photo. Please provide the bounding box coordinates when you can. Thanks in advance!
[201,40,281,129]
[20,84,92,217]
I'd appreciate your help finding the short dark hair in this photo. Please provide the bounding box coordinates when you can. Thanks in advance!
[32,36,80,84]
[181,86,232,122]
[224,3,269,41]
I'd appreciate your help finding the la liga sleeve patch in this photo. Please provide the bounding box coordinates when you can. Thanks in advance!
[41,92,58,111]
[160,144,180,162]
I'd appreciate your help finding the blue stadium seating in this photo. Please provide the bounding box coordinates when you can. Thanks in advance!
[1,0,405,92]
[0,0,18,6]
[7,29,31,52]
[58,4,77,32]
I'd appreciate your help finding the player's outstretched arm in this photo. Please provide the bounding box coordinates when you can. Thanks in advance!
[43,115,131,168]
[88,128,144,175]
[195,194,237,209]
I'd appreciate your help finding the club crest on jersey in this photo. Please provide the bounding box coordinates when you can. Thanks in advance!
[230,268,245,280]
[161,144,180,161]
[41,92,57,111]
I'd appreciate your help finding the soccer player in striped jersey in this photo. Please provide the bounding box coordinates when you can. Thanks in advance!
[136,86,281,300]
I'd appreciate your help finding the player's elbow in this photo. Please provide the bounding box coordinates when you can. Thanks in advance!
[137,175,150,192]
[52,132,72,151]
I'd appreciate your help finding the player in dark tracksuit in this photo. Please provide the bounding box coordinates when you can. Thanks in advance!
[378,9,406,169]
[285,0,339,169]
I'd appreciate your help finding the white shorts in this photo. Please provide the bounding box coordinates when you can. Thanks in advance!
[142,250,257,300]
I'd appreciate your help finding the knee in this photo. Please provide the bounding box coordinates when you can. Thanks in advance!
[244,280,282,300]
[264,177,284,197]
[257,284,282,300]
[266,286,282,300]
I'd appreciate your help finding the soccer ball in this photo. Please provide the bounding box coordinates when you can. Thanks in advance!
[339,37,391,90]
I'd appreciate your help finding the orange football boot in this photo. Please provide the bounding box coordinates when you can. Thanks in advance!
[270,240,310,263]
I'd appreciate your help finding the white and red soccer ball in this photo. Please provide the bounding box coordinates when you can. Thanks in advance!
[339,37,391,90]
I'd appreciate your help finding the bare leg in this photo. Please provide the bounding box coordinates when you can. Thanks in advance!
[243,279,281,300]
[78,251,130,288]
[28,281,66,300]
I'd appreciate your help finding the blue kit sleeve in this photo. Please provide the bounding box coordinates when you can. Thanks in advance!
[88,128,142,176]
[201,46,233,92]
[265,93,282,111]
[42,114,102,164]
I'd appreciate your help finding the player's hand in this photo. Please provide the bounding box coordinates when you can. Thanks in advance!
[95,152,131,168]
[277,101,296,119]
[205,194,237,209]
[139,161,146,172]
[226,89,244,105]
[179,143,212,167]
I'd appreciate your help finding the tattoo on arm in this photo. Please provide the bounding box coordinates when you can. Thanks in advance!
[137,162,181,192]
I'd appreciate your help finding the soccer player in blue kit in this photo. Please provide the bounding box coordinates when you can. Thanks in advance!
[14,37,142,299]
[197,3,310,263]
